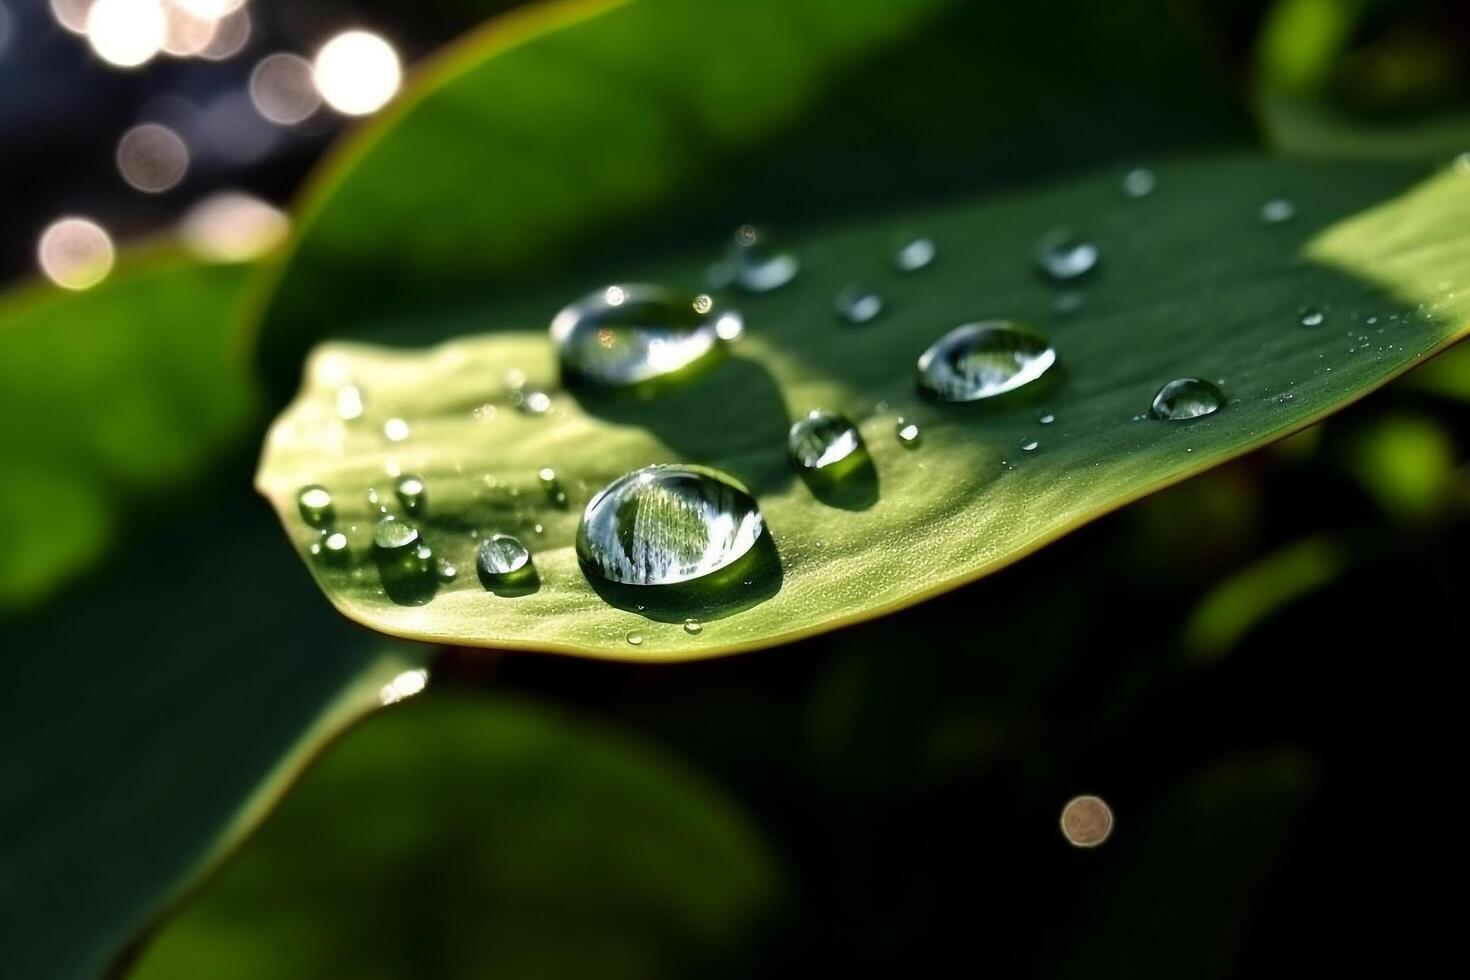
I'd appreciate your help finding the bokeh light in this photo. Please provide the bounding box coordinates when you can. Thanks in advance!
[249,53,321,125]
[179,191,288,262]
[174,0,242,17]
[116,122,190,192]
[49,0,92,35]
[1059,795,1114,848]
[197,5,249,60]
[37,217,116,290]
[313,30,402,116]
[159,1,217,57]
[86,0,167,69]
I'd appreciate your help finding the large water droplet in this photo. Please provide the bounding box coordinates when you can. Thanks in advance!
[789,410,863,472]
[712,224,799,293]
[373,515,419,551]
[477,533,531,580]
[394,473,426,514]
[834,286,883,325]
[1149,378,1225,421]
[577,464,765,586]
[917,321,1057,402]
[298,485,334,527]
[893,236,936,272]
[1260,198,1296,225]
[551,283,739,387]
[1036,229,1099,281]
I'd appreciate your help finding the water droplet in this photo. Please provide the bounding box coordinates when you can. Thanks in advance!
[1060,795,1114,848]
[476,533,531,581]
[394,473,426,514]
[1122,167,1156,198]
[516,390,552,415]
[577,464,765,586]
[373,515,420,551]
[712,224,799,293]
[917,321,1057,402]
[538,466,569,508]
[383,417,410,442]
[789,410,863,472]
[1299,307,1325,328]
[297,485,334,527]
[1260,198,1295,224]
[1036,229,1099,281]
[626,631,645,647]
[436,559,458,581]
[1052,290,1086,316]
[1148,378,1225,421]
[551,283,738,387]
[683,618,703,635]
[1038,412,1055,425]
[321,531,349,558]
[893,236,936,272]
[336,384,364,420]
[834,286,884,325]
[1020,438,1039,452]
[896,419,922,447]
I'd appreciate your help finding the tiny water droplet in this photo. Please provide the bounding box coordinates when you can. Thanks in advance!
[373,515,420,551]
[896,419,922,447]
[298,485,334,527]
[1038,412,1055,425]
[1036,229,1099,281]
[710,224,799,293]
[1122,167,1156,198]
[394,473,426,514]
[683,618,703,635]
[516,390,552,415]
[1299,307,1325,328]
[551,284,739,387]
[539,466,569,508]
[626,631,645,647]
[577,464,765,586]
[1260,198,1296,225]
[477,533,532,583]
[917,321,1056,401]
[789,410,863,472]
[336,384,364,420]
[473,403,498,423]
[321,531,349,559]
[834,286,884,325]
[893,236,936,272]
[1149,378,1225,421]
[1020,438,1039,452]
[436,559,458,581]
[383,417,410,442]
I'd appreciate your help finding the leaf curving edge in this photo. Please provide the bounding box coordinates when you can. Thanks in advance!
[256,156,1470,661]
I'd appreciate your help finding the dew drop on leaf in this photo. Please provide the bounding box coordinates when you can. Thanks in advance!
[896,419,922,447]
[1299,307,1326,328]
[917,321,1057,402]
[1148,378,1225,421]
[394,473,426,514]
[1260,198,1296,224]
[834,285,884,325]
[893,236,936,272]
[550,283,739,387]
[709,224,799,293]
[788,410,863,472]
[1036,229,1099,281]
[476,533,531,583]
[297,485,334,527]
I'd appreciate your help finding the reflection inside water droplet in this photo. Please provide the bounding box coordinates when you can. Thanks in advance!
[394,473,426,514]
[1149,378,1225,421]
[917,321,1057,402]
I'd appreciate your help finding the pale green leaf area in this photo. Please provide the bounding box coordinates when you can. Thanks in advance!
[0,253,256,613]
[128,694,782,980]
[0,493,427,980]
[257,157,1470,661]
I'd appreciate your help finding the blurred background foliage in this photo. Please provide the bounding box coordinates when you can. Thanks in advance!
[0,0,1467,978]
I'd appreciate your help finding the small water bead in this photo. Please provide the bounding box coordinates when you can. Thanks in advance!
[1299,307,1326,328]
[297,485,334,526]
[1121,167,1156,198]
[435,559,458,581]
[577,464,765,586]
[335,384,364,421]
[714,224,799,293]
[394,473,426,514]
[477,533,531,579]
[1455,152,1470,175]
[834,286,884,325]
[789,410,863,472]
[383,417,410,442]
[1020,438,1039,452]
[1036,229,1099,281]
[1038,412,1056,425]
[1148,378,1225,421]
[683,618,703,636]
[551,284,741,388]
[626,631,645,647]
[373,515,420,551]
[1260,198,1296,224]
[512,389,552,416]
[539,466,569,508]
[896,419,922,447]
[917,321,1057,402]
[321,531,349,557]
[893,236,936,272]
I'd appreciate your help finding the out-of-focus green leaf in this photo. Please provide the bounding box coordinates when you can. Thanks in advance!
[0,492,428,980]
[0,252,256,614]
[127,693,782,980]
[256,157,1470,660]
[252,0,1244,383]
[1345,412,1459,519]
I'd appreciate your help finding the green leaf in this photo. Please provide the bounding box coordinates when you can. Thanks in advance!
[252,0,1244,384]
[126,693,782,980]
[0,491,427,980]
[0,251,256,614]
[255,157,1470,660]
